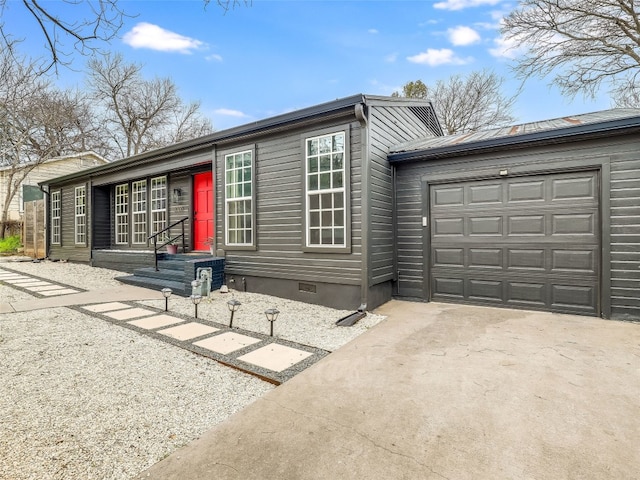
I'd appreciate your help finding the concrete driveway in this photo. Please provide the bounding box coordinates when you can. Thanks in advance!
[137,301,640,479]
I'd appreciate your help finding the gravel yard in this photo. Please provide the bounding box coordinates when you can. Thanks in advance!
[0,258,385,479]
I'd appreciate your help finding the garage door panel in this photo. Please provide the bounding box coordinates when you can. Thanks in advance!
[507,180,545,202]
[552,175,596,200]
[429,170,600,316]
[552,213,596,235]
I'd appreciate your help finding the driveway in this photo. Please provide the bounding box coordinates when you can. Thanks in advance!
[138,300,640,479]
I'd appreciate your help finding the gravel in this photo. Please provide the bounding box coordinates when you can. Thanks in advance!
[0,258,386,479]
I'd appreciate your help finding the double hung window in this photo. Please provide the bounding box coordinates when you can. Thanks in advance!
[74,186,86,244]
[51,191,61,245]
[132,180,147,244]
[150,176,167,236]
[305,131,346,248]
[225,150,253,246]
[115,184,129,244]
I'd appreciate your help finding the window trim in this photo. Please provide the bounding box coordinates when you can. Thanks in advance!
[74,185,87,245]
[131,179,147,245]
[223,145,256,251]
[50,190,61,245]
[115,183,129,245]
[150,175,168,237]
[301,125,351,253]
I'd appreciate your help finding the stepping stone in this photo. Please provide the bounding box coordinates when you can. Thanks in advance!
[28,285,66,292]
[82,302,132,313]
[17,281,52,287]
[158,322,219,341]
[3,277,32,282]
[6,278,37,284]
[238,344,314,372]
[38,288,80,296]
[128,314,184,330]
[103,307,156,320]
[194,332,261,355]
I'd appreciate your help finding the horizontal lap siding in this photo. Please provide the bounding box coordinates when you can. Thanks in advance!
[216,122,363,285]
[609,148,640,319]
[368,105,437,286]
[394,134,640,319]
[168,173,192,248]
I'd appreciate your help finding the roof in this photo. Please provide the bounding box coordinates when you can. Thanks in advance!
[389,108,640,163]
[0,150,108,173]
[40,94,440,186]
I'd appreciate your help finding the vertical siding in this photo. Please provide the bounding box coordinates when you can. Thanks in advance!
[92,186,111,249]
[394,134,640,320]
[367,105,437,286]
[215,120,364,284]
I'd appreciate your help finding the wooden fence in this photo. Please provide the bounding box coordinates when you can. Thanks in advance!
[23,199,46,258]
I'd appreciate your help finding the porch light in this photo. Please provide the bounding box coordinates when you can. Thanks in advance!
[264,308,280,337]
[190,294,202,319]
[161,288,173,312]
[226,298,241,328]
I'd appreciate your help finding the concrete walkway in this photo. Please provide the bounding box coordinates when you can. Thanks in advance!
[0,267,328,384]
[136,300,640,480]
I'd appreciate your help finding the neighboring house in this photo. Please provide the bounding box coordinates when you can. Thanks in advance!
[39,95,443,310]
[0,151,108,222]
[389,108,640,321]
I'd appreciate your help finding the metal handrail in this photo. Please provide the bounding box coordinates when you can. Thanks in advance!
[148,217,188,271]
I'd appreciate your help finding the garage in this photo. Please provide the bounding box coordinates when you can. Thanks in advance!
[389,108,640,320]
[429,171,599,315]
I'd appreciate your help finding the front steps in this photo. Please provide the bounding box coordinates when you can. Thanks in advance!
[117,253,225,296]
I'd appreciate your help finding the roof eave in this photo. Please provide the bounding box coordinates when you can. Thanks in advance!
[389,115,640,164]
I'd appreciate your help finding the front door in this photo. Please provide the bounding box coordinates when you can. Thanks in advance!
[193,171,214,251]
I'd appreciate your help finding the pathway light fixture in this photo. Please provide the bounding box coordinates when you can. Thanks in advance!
[264,308,280,337]
[227,298,241,328]
[161,288,173,312]
[190,294,202,319]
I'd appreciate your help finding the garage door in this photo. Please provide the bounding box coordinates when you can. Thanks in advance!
[429,170,600,315]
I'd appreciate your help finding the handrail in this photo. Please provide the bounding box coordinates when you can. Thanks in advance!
[148,217,188,271]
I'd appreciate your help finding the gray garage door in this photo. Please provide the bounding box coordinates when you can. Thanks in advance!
[429,170,600,315]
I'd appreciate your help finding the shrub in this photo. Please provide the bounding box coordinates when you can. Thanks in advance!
[0,235,22,254]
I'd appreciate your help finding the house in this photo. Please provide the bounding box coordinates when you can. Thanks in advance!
[39,95,443,310]
[0,151,107,222]
[389,108,640,321]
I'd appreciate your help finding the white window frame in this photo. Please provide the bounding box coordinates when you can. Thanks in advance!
[305,131,347,249]
[150,176,167,236]
[132,180,147,244]
[51,190,61,245]
[225,150,254,247]
[74,185,86,245]
[115,183,129,245]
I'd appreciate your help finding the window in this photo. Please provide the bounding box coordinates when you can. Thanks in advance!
[225,150,253,246]
[51,191,61,245]
[150,176,167,236]
[74,186,86,244]
[305,131,346,247]
[132,180,147,244]
[115,184,129,244]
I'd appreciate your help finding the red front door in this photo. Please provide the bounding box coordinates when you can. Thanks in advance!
[193,171,214,251]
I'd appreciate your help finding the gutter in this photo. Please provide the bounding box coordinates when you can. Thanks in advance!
[388,115,640,164]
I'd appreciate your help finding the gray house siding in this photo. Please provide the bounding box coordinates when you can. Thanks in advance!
[49,182,92,262]
[394,134,639,320]
[367,103,439,288]
[216,118,364,308]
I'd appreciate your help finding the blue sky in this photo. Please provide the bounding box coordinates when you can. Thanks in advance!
[5,0,612,131]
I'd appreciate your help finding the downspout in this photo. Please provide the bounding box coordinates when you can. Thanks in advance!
[39,184,50,259]
[355,102,369,311]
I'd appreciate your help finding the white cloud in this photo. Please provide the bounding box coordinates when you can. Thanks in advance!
[368,28,379,34]
[214,108,247,118]
[489,35,525,59]
[407,48,472,66]
[434,0,503,11]
[123,22,204,53]
[206,54,223,62]
[447,26,481,46]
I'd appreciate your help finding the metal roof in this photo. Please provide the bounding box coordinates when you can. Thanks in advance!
[389,108,640,163]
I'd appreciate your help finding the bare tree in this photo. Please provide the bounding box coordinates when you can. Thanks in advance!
[501,0,640,99]
[88,53,213,158]
[393,70,517,135]
[0,0,250,74]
